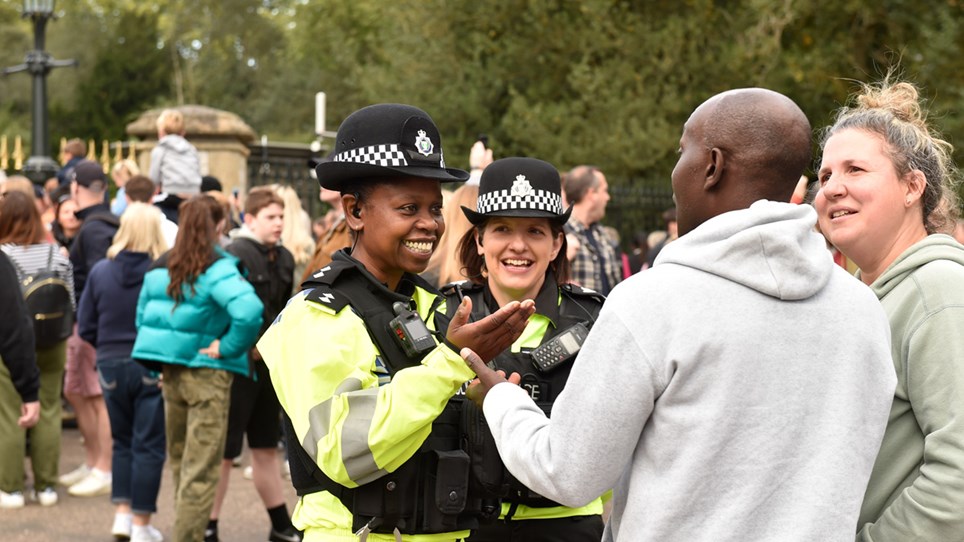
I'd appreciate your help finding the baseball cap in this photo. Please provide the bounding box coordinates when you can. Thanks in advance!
[71,160,106,188]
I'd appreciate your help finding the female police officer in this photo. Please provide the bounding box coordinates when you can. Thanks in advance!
[257,104,534,542]
[441,157,606,541]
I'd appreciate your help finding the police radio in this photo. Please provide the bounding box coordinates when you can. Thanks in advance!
[389,302,436,358]
[530,322,589,373]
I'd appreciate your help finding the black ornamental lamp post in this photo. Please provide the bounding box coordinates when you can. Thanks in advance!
[2,0,76,184]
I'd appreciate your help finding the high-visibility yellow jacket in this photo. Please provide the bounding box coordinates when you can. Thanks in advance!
[259,254,475,542]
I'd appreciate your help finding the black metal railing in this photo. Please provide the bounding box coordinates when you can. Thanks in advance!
[606,180,676,247]
[247,142,327,219]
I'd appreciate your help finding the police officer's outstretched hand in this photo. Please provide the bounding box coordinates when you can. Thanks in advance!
[445,296,535,362]
[461,348,521,407]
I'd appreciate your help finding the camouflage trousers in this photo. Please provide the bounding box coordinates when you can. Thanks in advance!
[161,365,232,542]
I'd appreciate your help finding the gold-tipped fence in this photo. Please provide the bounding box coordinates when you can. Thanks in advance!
[1,136,137,175]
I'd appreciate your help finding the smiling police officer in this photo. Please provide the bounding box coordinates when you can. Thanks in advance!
[440,157,606,542]
[258,104,535,542]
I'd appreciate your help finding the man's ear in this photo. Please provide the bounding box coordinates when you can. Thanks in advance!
[704,147,725,191]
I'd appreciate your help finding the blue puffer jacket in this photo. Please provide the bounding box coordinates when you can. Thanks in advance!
[132,248,263,376]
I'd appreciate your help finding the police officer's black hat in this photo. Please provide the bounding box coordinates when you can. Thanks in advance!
[315,103,469,191]
[462,157,572,225]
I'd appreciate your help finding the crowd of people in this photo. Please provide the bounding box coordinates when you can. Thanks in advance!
[0,111,312,542]
[2,74,964,542]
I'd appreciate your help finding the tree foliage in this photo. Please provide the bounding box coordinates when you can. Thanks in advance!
[0,0,34,139]
[51,6,171,142]
[2,0,964,189]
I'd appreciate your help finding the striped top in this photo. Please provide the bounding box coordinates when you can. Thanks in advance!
[1,243,76,310]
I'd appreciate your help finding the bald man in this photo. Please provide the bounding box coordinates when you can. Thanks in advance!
[462,89,897,541]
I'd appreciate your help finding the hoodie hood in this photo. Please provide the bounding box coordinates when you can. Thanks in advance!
[158,134,195,154]
[227,224,279,254]
[655,200,833,300]
[870,234,964,298]
[111,250,153,288]
[228,224,262,243]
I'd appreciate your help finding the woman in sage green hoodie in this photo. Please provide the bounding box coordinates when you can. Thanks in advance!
[814,77,964,541]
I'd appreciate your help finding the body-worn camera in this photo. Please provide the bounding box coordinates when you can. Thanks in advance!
[530,323,589,373]
[389,302,436,358]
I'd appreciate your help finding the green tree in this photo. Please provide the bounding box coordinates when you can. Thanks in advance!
[278,1,399,140]
[53,7,171,142]
[0,2,31,156]
[157,0,294,123]
[3,0,964,202]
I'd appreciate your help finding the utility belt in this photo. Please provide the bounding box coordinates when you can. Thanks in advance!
[287,398,498,535]
[462,390,564,510]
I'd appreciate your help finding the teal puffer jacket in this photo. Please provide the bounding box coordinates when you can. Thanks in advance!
[133,249,263,376]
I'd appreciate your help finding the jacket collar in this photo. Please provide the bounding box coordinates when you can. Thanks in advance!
[483,271,560,327]
[75,203,112,221]
[330,249,429,299]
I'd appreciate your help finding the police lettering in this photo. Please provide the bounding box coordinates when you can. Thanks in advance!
[520,374,549,401]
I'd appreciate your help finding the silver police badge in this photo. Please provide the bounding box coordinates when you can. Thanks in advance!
[414,130,434,156]
[511,175,535,197]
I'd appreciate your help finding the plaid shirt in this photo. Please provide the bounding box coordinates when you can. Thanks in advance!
[565,219,622,295]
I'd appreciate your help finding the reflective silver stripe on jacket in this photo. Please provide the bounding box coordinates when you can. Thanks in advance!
[300,377,387,485]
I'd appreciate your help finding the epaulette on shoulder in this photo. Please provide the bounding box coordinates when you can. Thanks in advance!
[561,283,606,304]
[439,280,482,298]
[300,260,352,288]
[303,283,351,313]
[300,260,358,313]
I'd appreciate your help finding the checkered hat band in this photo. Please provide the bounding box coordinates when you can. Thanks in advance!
[332,144,408,167]
[476,189,563,215]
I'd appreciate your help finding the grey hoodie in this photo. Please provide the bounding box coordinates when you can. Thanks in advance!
[483,200,897,542]
[148,134,202,195]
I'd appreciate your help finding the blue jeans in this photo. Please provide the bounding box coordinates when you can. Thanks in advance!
[98,358,166,514]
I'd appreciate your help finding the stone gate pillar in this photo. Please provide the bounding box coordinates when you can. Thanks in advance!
[125,105,256,196]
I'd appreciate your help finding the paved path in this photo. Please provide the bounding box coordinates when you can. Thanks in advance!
[2,427,300,542]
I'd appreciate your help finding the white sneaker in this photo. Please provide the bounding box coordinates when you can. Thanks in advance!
[130,524,163,542]
[59,464,92,486]
[112,512,133,539]
[68,470,112,497]
[36,487,58,506]
[0,490,25,509]
[243,465,254,480]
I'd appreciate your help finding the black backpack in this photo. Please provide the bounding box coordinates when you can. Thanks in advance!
[9,245,74,348]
